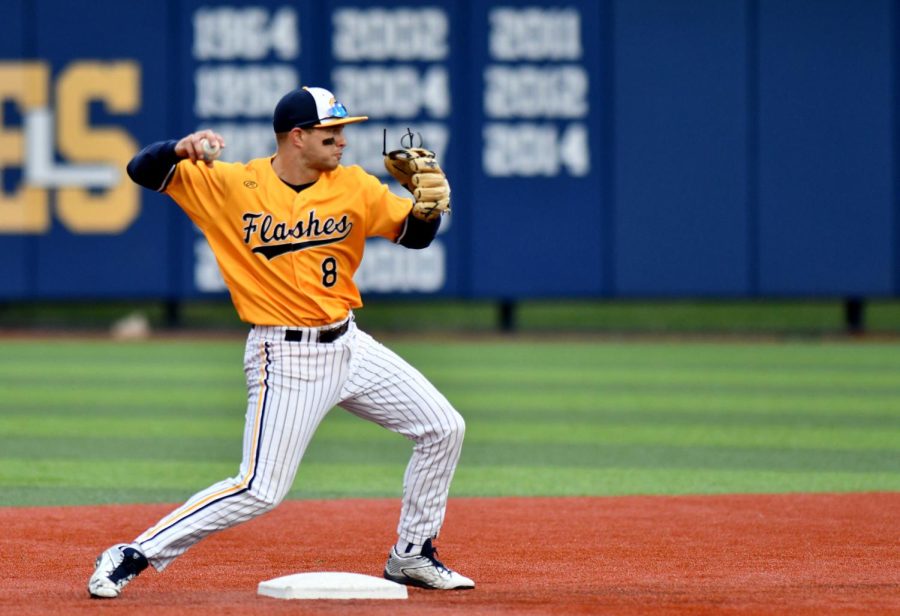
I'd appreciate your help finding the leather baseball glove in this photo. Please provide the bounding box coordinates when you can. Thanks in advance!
[384,147,451,222]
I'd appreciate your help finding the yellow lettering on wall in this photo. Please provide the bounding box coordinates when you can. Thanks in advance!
[56,61,140,233]
[0,62,50,233]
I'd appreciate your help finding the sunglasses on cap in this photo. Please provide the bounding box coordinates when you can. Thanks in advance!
[327,101,348,119]
[296,101,348,129]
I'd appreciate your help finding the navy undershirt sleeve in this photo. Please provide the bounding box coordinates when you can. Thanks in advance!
[126,140,181,191]
[397,213,441,249]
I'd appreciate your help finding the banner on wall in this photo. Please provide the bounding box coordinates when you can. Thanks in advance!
[1,0,894,299]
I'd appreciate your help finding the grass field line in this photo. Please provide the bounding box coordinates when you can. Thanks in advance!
[448,466,900,496]
[434,368,900,389]
[2,459,897,503]
[1,414,896,452]
[7,363,900,389]
[451,391,900,414]
[2,375,900,402]
[3,338,900,363]
[3,392,897,418]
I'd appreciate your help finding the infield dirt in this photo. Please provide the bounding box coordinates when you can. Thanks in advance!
[1,493,897,615]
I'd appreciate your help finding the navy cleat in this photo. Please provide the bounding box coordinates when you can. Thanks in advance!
[87,543,149,599]
[384,539,474,590]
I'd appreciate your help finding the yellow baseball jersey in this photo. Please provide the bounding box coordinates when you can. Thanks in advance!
[165,157,413,326]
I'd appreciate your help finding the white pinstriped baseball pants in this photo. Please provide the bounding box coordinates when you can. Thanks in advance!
[134,318,466,571]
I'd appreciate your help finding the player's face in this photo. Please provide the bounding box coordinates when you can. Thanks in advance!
[302,126,346,171]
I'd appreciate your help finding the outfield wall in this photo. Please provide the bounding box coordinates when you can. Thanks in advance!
[0,0,897,300]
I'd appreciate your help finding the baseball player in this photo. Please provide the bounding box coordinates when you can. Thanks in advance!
[87,86,472,598]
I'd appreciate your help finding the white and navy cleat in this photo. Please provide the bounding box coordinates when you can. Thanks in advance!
[384,539,474,590]
[87,543,149,599]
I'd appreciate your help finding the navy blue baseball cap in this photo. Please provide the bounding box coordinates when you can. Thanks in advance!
[273,87,368,132]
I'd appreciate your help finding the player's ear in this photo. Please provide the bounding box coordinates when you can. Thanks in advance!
[289,128,306,148]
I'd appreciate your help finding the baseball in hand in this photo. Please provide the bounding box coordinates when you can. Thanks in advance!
[200,138,221,162]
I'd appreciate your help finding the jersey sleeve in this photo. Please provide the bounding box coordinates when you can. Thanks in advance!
[359,169,414,240]
[164,159,230,224]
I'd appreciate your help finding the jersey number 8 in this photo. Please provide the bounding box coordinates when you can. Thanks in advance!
[321,257,338,288]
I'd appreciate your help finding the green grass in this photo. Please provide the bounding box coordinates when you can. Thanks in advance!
[0,338,898,506]
[4,299,900,333]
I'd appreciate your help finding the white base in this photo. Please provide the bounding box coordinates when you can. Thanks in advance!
[258,572,408,600]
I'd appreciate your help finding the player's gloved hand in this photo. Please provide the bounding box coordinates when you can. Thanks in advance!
[384,148,451,222]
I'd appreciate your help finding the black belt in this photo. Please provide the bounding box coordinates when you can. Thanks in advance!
[284,319,350,343]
